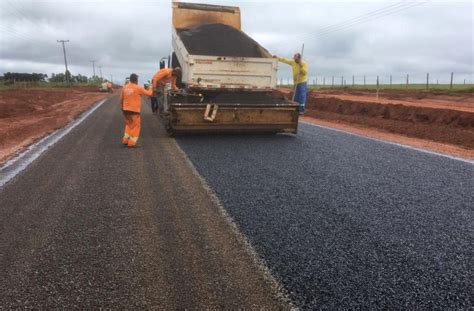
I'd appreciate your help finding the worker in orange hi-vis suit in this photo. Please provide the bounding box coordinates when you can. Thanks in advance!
[119,73,153,148]
[152,67,181,91]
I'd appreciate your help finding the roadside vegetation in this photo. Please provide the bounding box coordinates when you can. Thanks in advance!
[0,71,114,91]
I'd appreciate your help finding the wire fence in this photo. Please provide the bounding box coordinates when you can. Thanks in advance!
[277,72,474,90]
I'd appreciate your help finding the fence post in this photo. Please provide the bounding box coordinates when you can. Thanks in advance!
[406,74,409,89]
[426,73,429,89]
[450,72,453,89]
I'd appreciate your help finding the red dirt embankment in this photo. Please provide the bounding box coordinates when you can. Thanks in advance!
[283,88,474,158]
[0,87,111,164]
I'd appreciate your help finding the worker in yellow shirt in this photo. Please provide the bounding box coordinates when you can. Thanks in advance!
[276,53,308,114]
[120,73,153,148]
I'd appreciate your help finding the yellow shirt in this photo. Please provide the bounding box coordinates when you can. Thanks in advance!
[278,57,308,84]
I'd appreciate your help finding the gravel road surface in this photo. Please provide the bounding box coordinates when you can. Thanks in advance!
[0,97,287,309]
[177,123,474,309]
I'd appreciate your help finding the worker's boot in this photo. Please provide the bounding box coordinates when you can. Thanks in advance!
[122,138,129,146]
[127,138,139,148]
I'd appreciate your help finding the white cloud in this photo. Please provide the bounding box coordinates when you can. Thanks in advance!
[0,0,472,84]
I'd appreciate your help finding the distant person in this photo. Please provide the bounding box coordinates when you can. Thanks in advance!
[119,73,153,148]
[275,53,308,114]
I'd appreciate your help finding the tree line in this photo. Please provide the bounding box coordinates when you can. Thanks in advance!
[0,71,102,84]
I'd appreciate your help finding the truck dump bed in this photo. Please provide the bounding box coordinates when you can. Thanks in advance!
[165,1,299,134]
[177,23,267,58]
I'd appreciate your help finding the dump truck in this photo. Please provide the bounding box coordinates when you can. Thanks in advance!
[158,1,299,134]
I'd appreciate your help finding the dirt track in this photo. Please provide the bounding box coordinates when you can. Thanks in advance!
[314,89,474,112]
[0,87,111,164]
[282,88,474,157]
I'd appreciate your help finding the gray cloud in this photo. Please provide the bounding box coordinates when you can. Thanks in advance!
[1,0,472,84]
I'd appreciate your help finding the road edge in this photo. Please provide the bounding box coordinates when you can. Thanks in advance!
[300,119,474,165]
[172,139,297,309]
[0,97,109,188]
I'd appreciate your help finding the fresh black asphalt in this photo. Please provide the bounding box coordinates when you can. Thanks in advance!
[176,123,474,309]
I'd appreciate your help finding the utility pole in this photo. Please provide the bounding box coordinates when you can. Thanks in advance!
[57,40,70,83]
[98,65,103,80]
[450,72,453,89]
[90,60,97,77]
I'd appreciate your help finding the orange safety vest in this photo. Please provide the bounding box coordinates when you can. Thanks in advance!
[120,83,153,113]
[152,68,177,91]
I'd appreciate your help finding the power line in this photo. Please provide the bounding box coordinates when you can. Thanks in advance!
[5,0,45,33]
[0,1,47,43]
[314,1,409,34]
[315,2,428,37]
[0,25,34,42]
[289,1,429,41]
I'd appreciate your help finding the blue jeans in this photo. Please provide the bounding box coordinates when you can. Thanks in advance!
[294,82,307,113]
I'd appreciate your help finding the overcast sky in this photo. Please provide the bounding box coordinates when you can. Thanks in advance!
[0,0,472,84]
